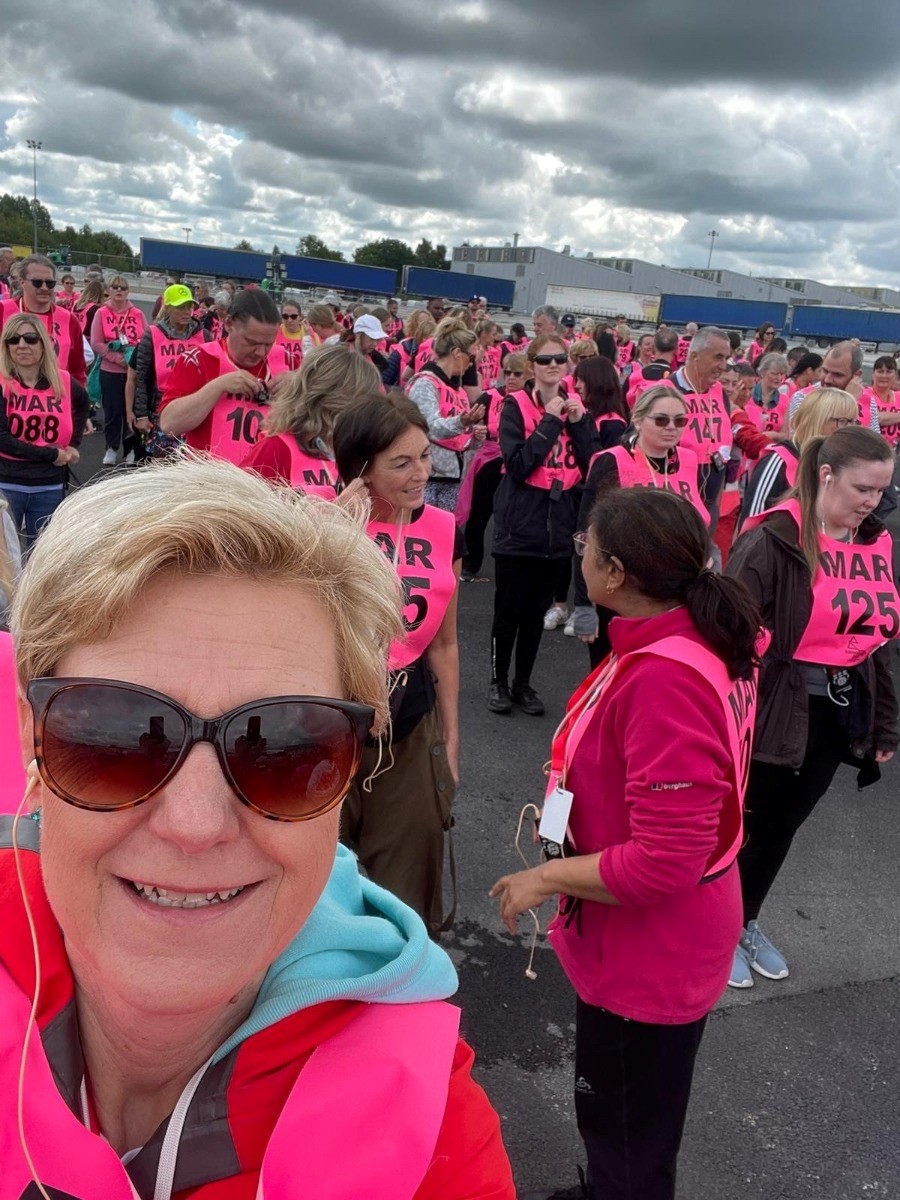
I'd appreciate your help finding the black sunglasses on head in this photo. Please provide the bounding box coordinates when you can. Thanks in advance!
[27,677,374,822]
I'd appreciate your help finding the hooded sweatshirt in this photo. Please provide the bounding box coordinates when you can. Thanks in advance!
[0,820,515,1199]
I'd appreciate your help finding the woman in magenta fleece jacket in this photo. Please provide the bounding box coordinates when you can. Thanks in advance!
[492,488,762,1200]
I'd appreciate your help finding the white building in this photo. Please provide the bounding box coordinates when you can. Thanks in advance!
[758,277,868,308]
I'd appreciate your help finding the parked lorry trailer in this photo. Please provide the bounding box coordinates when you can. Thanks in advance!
[543,284,658,323]
[402,265,515,309]
[786,305,900,348]
[659,294,789,335]
[139,238,396,296]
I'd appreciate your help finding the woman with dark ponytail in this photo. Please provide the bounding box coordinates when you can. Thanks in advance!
[727,426,899,989]
[491,487,762,1200]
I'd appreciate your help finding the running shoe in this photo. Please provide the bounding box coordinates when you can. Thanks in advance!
[543,605,568,631]
[728,940,754,989]
[102,449,117,466]
[743,920,789,980]
[563,614,576,637]
[511,683,545,716]
[488,681,513,714]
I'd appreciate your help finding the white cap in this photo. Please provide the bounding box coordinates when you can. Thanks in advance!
[354,314,387,340]
[323,292,341,306]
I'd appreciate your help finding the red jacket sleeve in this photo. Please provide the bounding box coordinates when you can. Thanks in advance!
[240,434,292,483]
[731,407,773,460]
[413,1038,516,1200]
[66,311,87,386]
[599,661,734,906]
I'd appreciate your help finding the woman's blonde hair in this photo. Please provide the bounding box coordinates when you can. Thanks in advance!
[615,323,632,344]
[11,456,403,733]
[307,304,339,330]
[74,279,104,311]
[631,384,687,423]
[0,314,64,403]
[403,311,435,342]
[791,387,859,449]
[433,316,477,358]
[568,339,598,364]
[265,343,381,445]
[107,274,129,293]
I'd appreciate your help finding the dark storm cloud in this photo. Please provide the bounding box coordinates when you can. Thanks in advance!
[2,0,900,282]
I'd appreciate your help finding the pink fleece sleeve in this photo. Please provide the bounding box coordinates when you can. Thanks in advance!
[599,661,733,907]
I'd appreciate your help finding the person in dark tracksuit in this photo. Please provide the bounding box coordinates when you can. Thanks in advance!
[488,333,593,717]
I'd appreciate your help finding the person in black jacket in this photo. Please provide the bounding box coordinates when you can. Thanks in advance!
[726,427,899,988]
[488,333,593,716]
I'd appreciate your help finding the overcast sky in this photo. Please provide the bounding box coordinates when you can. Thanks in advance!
[3,0,900,285]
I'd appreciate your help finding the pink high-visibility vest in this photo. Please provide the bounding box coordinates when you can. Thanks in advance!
[98,305,145,348]
[0,959,460,1200]
[860,386,900,446]
[202,340,271,465]
[407,372,471,453]
[270,332,304,376]
[746,500,900,667]
[678,381,729,465]
[1,300,75,374]
[544,634,758,878]
[149,325,207,396]
[593,444,708,524]
[269,433,339,498]
[369,505,458,669]
[507,390,581,491]
[0,370,74,458]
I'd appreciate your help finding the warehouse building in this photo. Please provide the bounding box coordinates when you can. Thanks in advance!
[758,277,868,308]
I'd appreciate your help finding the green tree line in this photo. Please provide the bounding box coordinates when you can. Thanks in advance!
[0,194,135,272]
[235,234,451,283]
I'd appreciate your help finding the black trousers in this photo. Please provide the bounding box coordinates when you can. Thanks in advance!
[462,457,502,575]
[575,998,707,1200]
[738,695,846,924]
[553,554,573,606]
[100,370,139,456]
[491,553,557,688]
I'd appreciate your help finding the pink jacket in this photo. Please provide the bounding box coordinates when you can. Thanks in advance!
[548,607,743,1024]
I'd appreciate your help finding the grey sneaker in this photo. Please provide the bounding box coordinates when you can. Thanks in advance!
[743,920,789,980]
[728,939,754,989]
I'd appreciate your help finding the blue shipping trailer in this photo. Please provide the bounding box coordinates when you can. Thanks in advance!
[140,239,396,295]
[787,305,900,345]
[659,294,788,333]
[403,265,515,309]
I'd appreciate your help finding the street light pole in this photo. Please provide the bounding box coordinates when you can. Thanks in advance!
[706,229,719,271]
[26,139,42,253]
[183,227,192,243]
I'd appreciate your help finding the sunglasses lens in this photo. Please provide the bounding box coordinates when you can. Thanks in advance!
[223,701,361,819]
[40,684,187,809]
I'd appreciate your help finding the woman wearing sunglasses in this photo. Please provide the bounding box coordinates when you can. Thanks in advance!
[2,456,514,1200]
[489,333,593,716]
[491,486,761,1200]
[747,322,776,368]
[406,316,486,512]
[241,343,380,496]
[569,385,707,668]
[89,275,147,467]
[0,315,89,545]
[334,393,462,932]
[726,427,898,988]
[738,387,860,534]
[270,300,307,374]
[456,352,530,582]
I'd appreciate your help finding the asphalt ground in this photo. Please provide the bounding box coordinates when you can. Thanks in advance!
[70,431,899,1198]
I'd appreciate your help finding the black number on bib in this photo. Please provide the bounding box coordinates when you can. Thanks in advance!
[43,414,59,443]
[563,438,578,470]
[225,404,262,445]
[831,587,886,638]
[401,575,430,632]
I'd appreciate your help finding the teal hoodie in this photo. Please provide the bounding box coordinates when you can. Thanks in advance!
[212,844,458,1062]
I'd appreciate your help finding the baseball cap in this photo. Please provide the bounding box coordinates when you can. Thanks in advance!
[163,284,195,308]
[354,314,387,340]
[468,294,482,304]
[561,313,576,328]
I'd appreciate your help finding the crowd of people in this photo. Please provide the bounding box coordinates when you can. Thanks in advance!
[0,255,897,1200]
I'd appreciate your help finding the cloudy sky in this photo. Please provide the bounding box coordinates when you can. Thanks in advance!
[2,0,900,285]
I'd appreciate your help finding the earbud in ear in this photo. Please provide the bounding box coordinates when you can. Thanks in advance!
[825,474,833,483]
